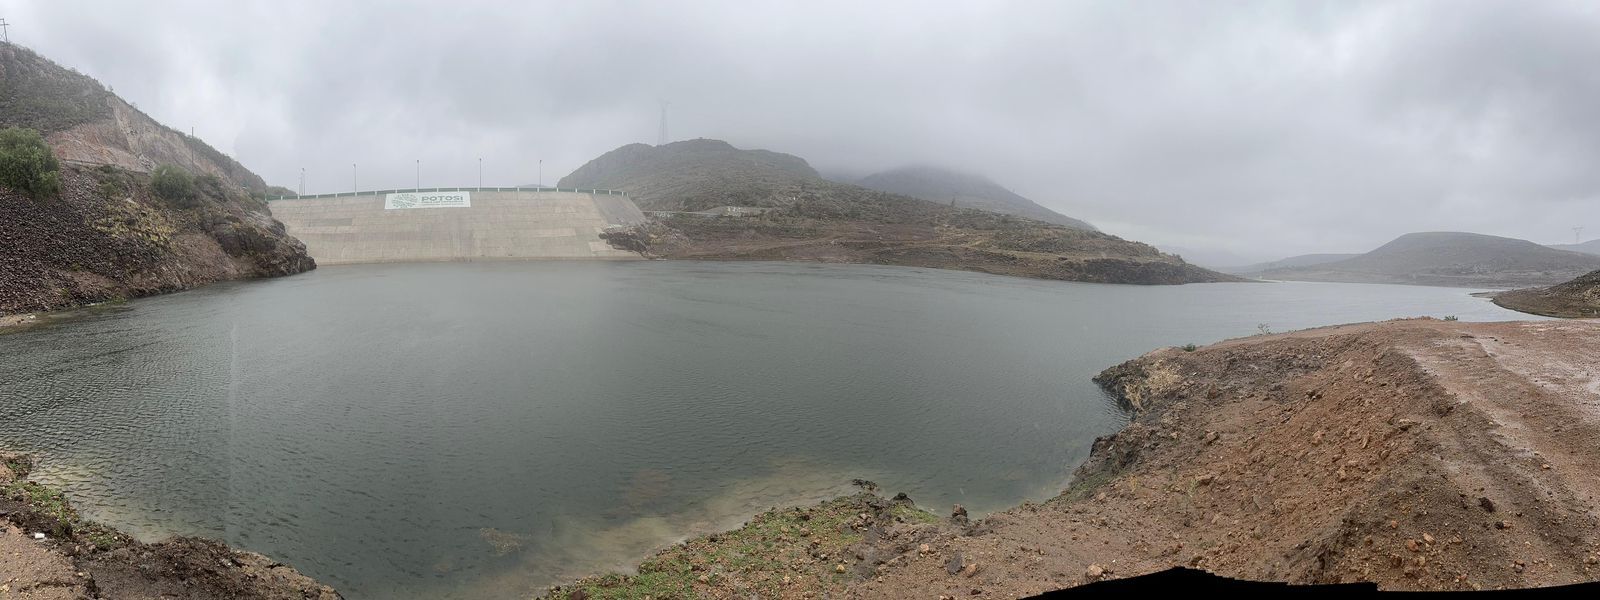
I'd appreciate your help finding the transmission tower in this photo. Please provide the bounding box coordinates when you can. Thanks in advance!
[657,99,669,146]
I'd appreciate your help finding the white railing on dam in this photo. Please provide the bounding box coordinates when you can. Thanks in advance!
[267,186,628,201]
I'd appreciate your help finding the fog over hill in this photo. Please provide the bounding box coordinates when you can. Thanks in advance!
[10,2,1600,261]
[1260,231,1600,288]
[853,166,1096,230]
[561,139,1237,285]
[1547,239,1600,256]
[1219,253,1360,275]
[559,139,820,211]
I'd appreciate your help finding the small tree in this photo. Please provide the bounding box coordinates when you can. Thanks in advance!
[150,164,197,207]
[0,127,64,199]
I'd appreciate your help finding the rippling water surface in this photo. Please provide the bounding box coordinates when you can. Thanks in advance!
[0,262,1533,598]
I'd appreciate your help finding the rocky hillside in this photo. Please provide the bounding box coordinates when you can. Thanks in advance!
[568,140,1236,285]
[1,165,314,315]
[1259,232,1600,288]
[1491,269,1600,318]
[551,319,1600,597]
[0,43,313,316]
[1,42,267,191]
[855,165,1096,230]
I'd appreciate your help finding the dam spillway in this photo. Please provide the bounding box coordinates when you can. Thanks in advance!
[269,188,646,265]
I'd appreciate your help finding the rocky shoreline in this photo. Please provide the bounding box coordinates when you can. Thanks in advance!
[1,452,340,599]
[548,318,1600,598]
[0,165,314,319]
[599,218,1242,286]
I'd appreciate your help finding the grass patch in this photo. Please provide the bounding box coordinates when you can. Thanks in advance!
[1058,468,1118,503]
[548,495,893,600]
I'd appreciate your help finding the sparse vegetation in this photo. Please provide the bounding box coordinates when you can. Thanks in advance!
[0,126,63,199]
[546,494,934,600]
[1182,343,1199,352]
[1257,323,1273,335]
[0,44,116,133]
[150,164,198,207]
[1443,315,1459,321]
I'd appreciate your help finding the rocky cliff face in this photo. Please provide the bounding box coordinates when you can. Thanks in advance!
[1,164,313,315]
[1,43,312,315]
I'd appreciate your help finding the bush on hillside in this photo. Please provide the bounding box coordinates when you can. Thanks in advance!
[0,126,63,199]
[150,164,198,207]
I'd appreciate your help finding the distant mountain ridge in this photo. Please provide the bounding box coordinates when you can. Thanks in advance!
[1220,253,1360,275]
[1547,239,1600,256]
[853,166,1096,231]
[562,139,1236,285]
[1260,231,1600,288]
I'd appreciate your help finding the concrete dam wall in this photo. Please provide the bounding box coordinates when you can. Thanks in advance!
[270,188,647,265]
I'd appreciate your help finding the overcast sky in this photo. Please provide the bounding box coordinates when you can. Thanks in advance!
[5,0,1598,264]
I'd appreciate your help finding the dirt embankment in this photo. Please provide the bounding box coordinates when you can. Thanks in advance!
[1,453,340,599]
[1491,270,1600,318]
[602,216,1239,286]
[550,319,1600,598]
[0,165,313,317]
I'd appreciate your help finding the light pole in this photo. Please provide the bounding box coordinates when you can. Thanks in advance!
[538,159,543,188]
[478,157,483,188]
[352,163,357,193]
[415,159,420,190]
[299,167,305,195]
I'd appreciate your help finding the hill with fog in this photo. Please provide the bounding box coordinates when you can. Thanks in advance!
[1258,231,1600,288]
[562,139,1236,285]
[853,165,1096,231]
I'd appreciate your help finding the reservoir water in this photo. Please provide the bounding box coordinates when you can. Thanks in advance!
[0,261,1537,598]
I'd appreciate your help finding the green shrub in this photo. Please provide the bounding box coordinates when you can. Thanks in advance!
[1182,343,1198,352]
[150,164,197,207]
[0,127,63,199]
[1443,315,1459,321]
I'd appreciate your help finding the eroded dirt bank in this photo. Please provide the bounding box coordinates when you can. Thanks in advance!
[0,453,339,599]
[550,319,1600,598]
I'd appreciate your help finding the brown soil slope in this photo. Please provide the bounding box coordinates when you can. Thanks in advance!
[551,319,1600,598]
[864,319,1600,596]
[1492,269,1600,318]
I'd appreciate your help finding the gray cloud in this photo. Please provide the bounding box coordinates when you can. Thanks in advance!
[6,0,1599,263]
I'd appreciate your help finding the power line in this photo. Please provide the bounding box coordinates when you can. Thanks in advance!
[658,99,669,146]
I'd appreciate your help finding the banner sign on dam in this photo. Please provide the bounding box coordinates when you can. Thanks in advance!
[385,191,471,210]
